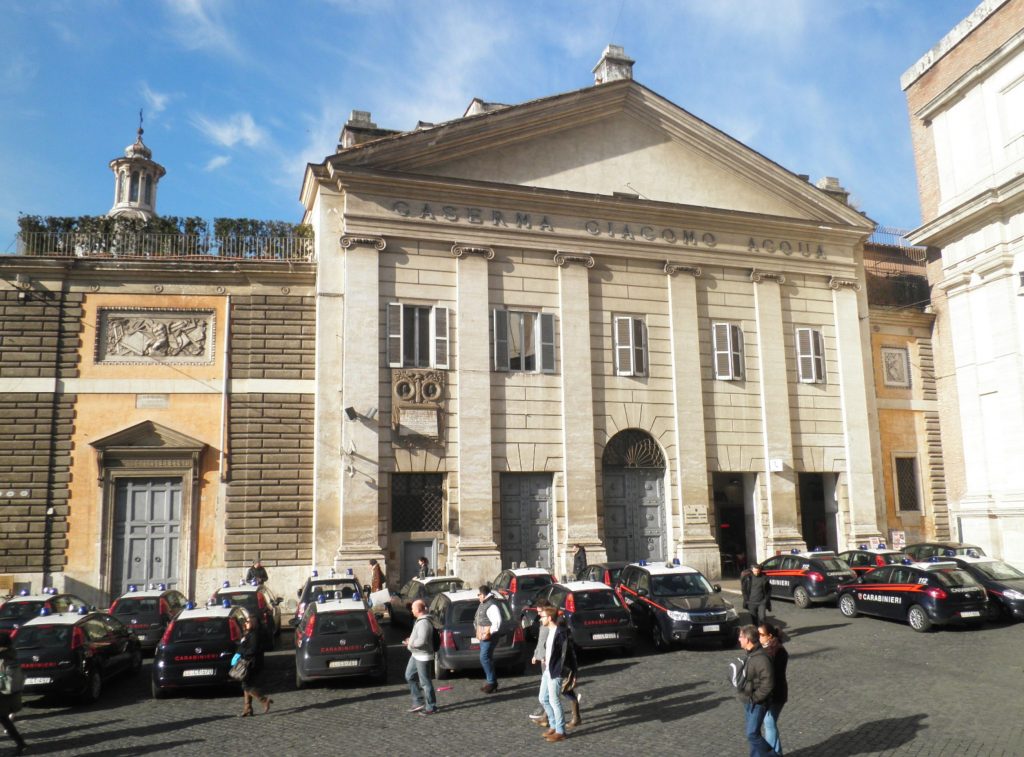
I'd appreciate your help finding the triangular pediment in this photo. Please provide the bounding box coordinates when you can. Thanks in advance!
[326,81,872,229]
[91,420,206,452]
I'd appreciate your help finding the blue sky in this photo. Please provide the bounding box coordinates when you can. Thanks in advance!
[0,0,978,251]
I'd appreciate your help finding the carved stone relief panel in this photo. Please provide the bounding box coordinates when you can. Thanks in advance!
[96,308,215,364]
[391,368,445,444]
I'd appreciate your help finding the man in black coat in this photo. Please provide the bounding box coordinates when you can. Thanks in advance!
[740,563,771,624]
[735,625,779,757]
[571,544,587,580]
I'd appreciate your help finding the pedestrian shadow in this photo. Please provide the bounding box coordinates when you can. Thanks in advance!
[573,684,729,735]
[20,714,223,755]
[102,739,201,756]
[786,713,927,756]
[786,646,838,660]
[275,686,404,715]
[427,681,538,712]
[779,621,850,639]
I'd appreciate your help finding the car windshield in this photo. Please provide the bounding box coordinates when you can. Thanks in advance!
[574,590,622,610]
[113,598,159,614]
[14,624,72,648]
[950,546,985,556]
[170,617,231,643]
[606,567,625,584]
[650,573,713,596]
[816,559,850,571]
[971,561,1024,581]
[424,580,464,596]
[306,581,359,600]
[514,575,553,592]
[221,592,258,611]
[0,601,42,620]
[315,612,369,635]
[932,569,981,588]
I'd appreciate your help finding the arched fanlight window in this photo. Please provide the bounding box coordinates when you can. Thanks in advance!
[601,429,665,468]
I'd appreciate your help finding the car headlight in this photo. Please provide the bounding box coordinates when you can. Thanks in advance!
[1002,589,1024,600]
[725,608,739,620]
[667,610,690,621]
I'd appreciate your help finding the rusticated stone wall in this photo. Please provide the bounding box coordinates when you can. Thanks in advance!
[230,295,315,380]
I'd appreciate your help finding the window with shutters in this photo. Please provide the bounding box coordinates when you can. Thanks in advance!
[893,456,921,512]
[795,327,826,383]
[492,309,555,373]
[712,322,744,380]
[613,315,647,377]
[386,302,449,369]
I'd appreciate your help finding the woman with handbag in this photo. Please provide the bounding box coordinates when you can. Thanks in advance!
[234,615,271,716]
[0,632,27,755]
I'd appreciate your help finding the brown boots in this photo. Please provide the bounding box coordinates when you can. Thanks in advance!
[566,695,582,730]
[240,691,272,716]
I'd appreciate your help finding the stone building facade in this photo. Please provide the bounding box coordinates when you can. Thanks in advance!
[903,0,1024,566]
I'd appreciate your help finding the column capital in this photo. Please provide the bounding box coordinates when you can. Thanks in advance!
[828,276,861,291]
[451,243,495,260]
[750,268,786,284]
[339,234,386,251]
[553,251,595,268]
[664,261,702,277]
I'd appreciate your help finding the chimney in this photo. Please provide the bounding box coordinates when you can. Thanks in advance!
[338,110,401,150]
[815,176,850,206]
[593,44,634,85]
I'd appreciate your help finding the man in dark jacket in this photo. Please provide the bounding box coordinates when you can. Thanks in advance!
[740,563,771,624]
[736,625,779,757]
[245,559,268,585]
[571,544,587,580]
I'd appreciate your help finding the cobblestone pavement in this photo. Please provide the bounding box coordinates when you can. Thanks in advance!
[6,584,1023,756]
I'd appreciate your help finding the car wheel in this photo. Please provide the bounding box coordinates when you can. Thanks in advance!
[838,594,858,618]
[81,668,102,704]
[433,656,449,680]
[650,622,669,652]
[151,678,167,700]
[985,600,1005,623]
[908,604,932,632]
[130,647,143,675]
[793,586,811,609]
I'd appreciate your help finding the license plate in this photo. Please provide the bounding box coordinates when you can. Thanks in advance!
[329,660,359,668]
[960,610,981,618]
[470,638,480,644]
[592,633,617,640]
[25,676,51,685]
[703,624,720,632]
[183,668,215,677]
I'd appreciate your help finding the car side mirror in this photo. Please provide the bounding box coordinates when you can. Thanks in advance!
[637,588,648,597]
[712,584,722,593]
[288,617,299,628]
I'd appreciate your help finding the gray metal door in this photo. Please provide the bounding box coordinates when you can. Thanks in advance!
[402,540,436,582]
[603,469,665,562]
[112,478,181,594]
[499,473,552,570]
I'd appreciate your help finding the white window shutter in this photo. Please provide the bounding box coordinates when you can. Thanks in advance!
[730,324,744,380]
[387,302,403,367]
[812,329,825,383]
[632,318,646,376]
[433,307,449,369]
[796,327,824,383]
[712,322,733,380]
[493,309,509,371]
[540,313,556,373]
[614,316,634,376]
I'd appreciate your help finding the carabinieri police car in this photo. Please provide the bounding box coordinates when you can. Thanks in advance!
[944,554,1024,622]
[0,588,90,632]
[293,595,387,688]
[109,584,187,651]
[759,549,857,608]
[837,559,989,632]
[614,560,739,651]
[837,544,908,578]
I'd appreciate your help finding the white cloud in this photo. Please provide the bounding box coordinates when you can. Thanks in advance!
[192,112,267,148]
[162,0,242,59]
[204,155,231,172]
[141,82,171,115]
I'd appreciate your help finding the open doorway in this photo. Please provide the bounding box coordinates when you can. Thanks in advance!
[799,473,838,552]
[712,473,749,577]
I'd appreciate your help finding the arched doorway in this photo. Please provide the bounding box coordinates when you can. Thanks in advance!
[602,429,667,562]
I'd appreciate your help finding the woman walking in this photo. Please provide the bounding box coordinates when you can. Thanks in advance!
[236,616,272,716]
[0,632,27,755]
[758,622,788,755]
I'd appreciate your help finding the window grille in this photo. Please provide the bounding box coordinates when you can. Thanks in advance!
[391,473,444,532]
[894,457,920,511]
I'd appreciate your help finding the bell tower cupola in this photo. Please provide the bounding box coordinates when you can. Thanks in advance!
[108,110,166,220]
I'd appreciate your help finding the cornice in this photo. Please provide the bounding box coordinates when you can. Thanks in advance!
[908,171,1024,247]
[867,307,935,328]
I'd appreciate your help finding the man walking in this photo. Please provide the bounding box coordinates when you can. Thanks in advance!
[536,607,570,742]
[741,563,772,625]
[474,585,503,693]
[403,599,437,716]
[735,624,779,757]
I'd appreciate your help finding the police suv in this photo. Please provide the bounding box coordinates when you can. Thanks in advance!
[614,561,739,651]
[151,600,251,698]
[760,549,857,608]
[293,595,387,688]
[837,559,989,632]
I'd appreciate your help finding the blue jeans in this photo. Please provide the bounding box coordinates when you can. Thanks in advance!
[405,656,436,712]
[538,669,565,734]
[478,639,497,685]
[764,702,784,754]
[744,701,779,757]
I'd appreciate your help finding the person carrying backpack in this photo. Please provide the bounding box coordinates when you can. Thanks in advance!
[0,631,27,755]
[403,599,437,716]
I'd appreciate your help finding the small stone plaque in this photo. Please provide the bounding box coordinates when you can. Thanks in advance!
[136,394,169,409]
[399,408,438,437]
[684,505,708,524]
